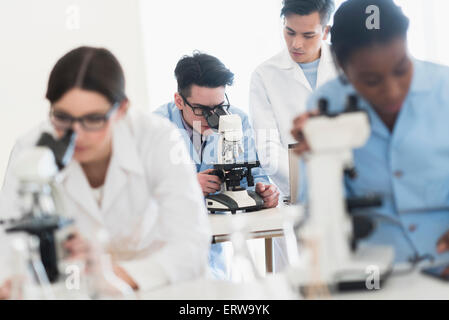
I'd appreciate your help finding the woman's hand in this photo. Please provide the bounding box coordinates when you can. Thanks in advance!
[112,264,139,291]
[0,280,12,300]
[63,231,91,261]
[290,110,319,156]
[65,233,139,291]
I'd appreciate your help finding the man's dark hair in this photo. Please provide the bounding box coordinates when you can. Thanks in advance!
[174,52,234,98]
[331,0,409,67]
[46,46,127,105]
[281,0,335,25]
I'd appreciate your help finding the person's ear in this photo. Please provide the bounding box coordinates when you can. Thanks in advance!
[116,99,129,120]
[174,92,184,111]
[322,25,331,41]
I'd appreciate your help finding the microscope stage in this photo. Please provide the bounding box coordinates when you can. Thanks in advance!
[206,190,264,214]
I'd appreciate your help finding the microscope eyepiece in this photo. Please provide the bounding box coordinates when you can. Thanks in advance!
[36,129,77,170]
[318,98,329,115]
[203,108,228,131]
[345,95,359,112]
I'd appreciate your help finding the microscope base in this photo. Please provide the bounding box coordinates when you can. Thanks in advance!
[332,245,394,292]
[293,245,394,295]
[206,190,264,214]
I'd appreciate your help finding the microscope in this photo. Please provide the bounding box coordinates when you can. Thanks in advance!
[289,96,394,293]
[204,113,264,214]
[3,129,76,283]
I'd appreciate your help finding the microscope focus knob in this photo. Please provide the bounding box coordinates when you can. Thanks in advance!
[209,169,225,181]
[345,95,359,112]
[344,167,358,179]
[318,98,329,115]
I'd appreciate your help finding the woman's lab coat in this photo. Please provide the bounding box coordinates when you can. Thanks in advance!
[1,110,212,292]
[249,43,338,196]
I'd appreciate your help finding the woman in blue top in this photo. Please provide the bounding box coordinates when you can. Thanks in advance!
[291,0,449,264]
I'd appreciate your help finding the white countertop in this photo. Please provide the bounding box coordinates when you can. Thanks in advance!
[139,269,449,300]
[208,205,302,237]
[139,273,299,300]
[335,267,449,300]
[140,205,449,300]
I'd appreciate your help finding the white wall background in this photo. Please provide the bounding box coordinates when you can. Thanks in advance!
[0,0,148,183]
[395,0,449,66]
[140,0,285,113]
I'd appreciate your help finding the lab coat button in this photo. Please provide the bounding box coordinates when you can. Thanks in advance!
[394,170,403,178]
[409,224,417,232]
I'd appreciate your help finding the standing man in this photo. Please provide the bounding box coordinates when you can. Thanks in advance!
[155,52,279,279]
[250,0,338,198]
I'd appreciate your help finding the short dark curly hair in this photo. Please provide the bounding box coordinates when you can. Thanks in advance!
[174,52,234,98]
[281,0,335,25]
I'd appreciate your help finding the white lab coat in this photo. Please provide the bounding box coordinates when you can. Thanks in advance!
[249,43,338,196]
[0,227,12,285]
[1,110,212,292]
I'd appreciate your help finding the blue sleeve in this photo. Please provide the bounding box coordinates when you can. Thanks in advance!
[306,78,353,113]
[153,106,168,118]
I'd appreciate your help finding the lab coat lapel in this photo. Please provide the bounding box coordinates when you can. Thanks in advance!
[62,161,103,224]
[293,67,313,92]
[289,52,314,92]
[101,119,145,214]
[277,49,313,92]
[101,156,127,214]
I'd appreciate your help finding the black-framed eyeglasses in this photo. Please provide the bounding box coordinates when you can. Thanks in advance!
[180,93,230,117]
[50,102,120,132]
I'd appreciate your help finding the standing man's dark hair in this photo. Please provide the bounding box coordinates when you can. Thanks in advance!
[281,0,335,25]
[174,52,234,98]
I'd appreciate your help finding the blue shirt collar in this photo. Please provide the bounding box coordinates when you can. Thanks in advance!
[180,111,194,140]
[299,58,321,70]
[409,58,433,94]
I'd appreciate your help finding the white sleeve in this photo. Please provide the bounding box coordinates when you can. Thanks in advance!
[0,228,12,284]
[2,124,46,220]
[1,141,26,220]
[0,143,25,283]
[249,70,290,196]
[120,121,211,292]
